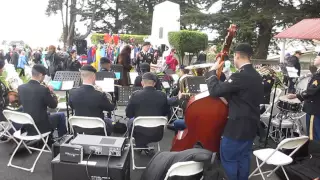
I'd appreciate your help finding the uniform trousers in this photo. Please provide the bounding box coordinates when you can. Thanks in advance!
[220,137,253,180]
[306,114,320,141]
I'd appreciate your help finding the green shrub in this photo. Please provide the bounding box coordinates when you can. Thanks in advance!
[91,34,148,45]
[168,30,208,65]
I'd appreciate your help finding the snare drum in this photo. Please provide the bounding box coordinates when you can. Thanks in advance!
[277,95,302,112]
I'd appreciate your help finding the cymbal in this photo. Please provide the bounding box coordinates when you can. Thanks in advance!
[185,63,214,70]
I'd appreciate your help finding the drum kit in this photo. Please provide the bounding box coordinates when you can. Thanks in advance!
[269,95,305,143]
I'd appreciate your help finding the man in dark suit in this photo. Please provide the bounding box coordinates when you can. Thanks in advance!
[18,65,67,136]
[133,63,161,90]
[69,65,115,136]
[100,57,118,118]
[287,50,302,93]
[126,72,170,149]
[205,43,264,180]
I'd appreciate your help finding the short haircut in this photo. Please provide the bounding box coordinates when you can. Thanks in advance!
[32,68,42,77]
[236,51,251,59]
[142,79,155,85]
[81,71,95,79]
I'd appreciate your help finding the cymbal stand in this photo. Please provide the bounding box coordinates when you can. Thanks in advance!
[264,82,278,148]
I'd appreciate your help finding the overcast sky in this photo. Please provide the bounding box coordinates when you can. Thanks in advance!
[0,0,222,48]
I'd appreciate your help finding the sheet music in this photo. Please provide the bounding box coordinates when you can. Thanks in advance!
[162,82,170,89]
[104,78,114,92]
[95,78,114,92]
[199,84,208,92]
[171,74,179,84]
[129,72,139,84]
[61,81,74,90]
[44,75,51,85]
[286,67,299,78]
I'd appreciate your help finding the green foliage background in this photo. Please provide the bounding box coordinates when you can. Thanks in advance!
[168,30,208,65]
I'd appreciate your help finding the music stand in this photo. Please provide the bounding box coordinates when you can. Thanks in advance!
[118,86,143,106]
[53,71,81,120]
[185,76,206,94]
[111,64,123,79]
[96,71,116,80]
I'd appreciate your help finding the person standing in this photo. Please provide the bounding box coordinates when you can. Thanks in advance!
[205,43,264,180]
[287,51,302,93]
[65,50,81,71]
[117,45,132,86]
[11,45,19,69]
[287,53,320,141]
[135,42,153,73]
[17,51,27,77]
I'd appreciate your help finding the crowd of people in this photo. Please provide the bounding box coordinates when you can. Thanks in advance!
[0,40,319,180]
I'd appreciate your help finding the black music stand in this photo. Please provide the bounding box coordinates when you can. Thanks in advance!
[96,71,116,80]
[118,86,143,106]
[111,64,123,79]
[185,76,206,94]
[53,71,81,120]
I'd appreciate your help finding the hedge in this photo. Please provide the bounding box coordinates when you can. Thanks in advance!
[91,34,148,45]
[168,30,208,65]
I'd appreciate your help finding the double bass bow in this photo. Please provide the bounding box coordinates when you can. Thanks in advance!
[171,24,237,152]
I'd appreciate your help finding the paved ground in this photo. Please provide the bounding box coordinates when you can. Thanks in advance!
[0,106,284,180]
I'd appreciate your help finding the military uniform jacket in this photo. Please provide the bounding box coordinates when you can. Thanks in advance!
[18,80,58,135]
[297,70,320,116]
[125,86,170,118]
[262,74,275,104]
[137,51,153,65]
[205,64,264,140]
[69,85,115,120]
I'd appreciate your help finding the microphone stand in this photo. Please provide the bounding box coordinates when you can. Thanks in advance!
[264,81,278,148]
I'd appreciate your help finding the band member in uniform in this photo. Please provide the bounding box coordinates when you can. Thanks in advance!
[69,65,115,136]
[134,63,161,90]
[126,72,170,151]
[287,53,320,141]
[205,43,264,180]
[100,57,118,118]
[18,65,67,137]
[100,57,114,73]
[135,42,153,73]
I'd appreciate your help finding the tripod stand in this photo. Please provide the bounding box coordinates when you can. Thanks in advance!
[264,82,278,148]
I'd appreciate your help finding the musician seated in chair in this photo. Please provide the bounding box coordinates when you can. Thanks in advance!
[18,65,67,138]
[287,53,320,141]
[100,57,119,118]
[133,62,161,90]
[69,65,115,136]
[126,72,170,153]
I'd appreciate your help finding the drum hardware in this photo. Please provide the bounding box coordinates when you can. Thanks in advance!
[277,95,302,113]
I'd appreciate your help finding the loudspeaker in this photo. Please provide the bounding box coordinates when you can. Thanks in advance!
[75,40,87,55]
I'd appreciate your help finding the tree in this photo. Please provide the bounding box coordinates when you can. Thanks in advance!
[46,0,100,47]
[209,0,299,59]
[169,30,208,65]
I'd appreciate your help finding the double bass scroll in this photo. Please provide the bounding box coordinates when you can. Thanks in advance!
[171,24,237,152]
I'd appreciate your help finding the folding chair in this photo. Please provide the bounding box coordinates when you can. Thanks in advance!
[164,161,204,180]
[0,121,18,144]
[3,110,52,173]
[261,88,282,120]
[130,116,167,170]
[68,116,108,136]
[168,106,183,125]
[249,136,309,180]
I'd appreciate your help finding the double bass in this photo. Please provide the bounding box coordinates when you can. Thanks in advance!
[171,24,237,152]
